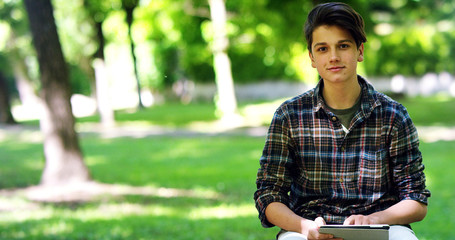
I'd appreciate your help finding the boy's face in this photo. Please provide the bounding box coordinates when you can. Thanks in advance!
[309,25,364,85]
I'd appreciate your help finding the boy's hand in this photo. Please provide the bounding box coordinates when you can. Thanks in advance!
[307,217,342,240]
[343,214,380,225]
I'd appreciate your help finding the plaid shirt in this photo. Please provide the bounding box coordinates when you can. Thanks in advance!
[254,76,430,227]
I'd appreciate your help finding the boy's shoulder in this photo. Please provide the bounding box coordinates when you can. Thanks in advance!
[269,89,316,120]
[362,79,411,120]
[278,87,316,110]
[360,76,401,105]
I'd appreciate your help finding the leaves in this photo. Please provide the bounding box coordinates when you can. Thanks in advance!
[0,0,454,94]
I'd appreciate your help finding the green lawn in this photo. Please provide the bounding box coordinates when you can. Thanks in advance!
[1,96,454,239]
[0,135,277,239]
[79,102,218,127]
[19,95,455,127]
[398,95,455,126]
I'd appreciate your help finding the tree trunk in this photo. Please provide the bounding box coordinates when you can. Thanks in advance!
[23,0,91,186]
[12,57,40,108]
[83,0,115,127]
[122,0,144,109]
[92,20,115,127]
[208,0,238,120]
[7,26,41,121]
[93,59,115,127]
[0,72,16,124]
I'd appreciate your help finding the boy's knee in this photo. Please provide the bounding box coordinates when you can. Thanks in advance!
[277,231,308,240]
[389,225,418,240]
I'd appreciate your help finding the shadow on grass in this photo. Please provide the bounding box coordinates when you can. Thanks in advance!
[0,134,277,239]
[1,214,277,240]
[0,141,43,189]
[1,186,277,239]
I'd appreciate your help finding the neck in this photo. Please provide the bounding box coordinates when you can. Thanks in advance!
[322,78,361,110]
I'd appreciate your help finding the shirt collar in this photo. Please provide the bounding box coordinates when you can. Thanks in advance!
[313,75,381,115]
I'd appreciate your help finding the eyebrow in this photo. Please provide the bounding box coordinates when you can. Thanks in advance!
[313,39,354,48]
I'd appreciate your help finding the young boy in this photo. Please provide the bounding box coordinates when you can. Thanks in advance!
[254,2,430,240]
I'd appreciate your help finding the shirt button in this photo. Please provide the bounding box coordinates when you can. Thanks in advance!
[331,116,338,122]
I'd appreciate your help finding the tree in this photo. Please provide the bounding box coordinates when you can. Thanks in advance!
[84,0,115,127]
[0,71,16,124]
[1,0,41,117]
[23,0,91,186]
[122,0,144,109]
[208,0,238,120]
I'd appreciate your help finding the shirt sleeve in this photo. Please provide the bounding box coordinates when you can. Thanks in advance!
[254,106,296,228]
[390,104,431,205]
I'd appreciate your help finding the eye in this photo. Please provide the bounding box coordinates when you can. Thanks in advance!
[317,47,327,52]
[339,44,350,49]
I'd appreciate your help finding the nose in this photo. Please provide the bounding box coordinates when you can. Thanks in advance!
[330,49,340,62]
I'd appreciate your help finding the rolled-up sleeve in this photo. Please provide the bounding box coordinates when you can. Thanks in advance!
[254,107,295,228]
[390,105,431,205]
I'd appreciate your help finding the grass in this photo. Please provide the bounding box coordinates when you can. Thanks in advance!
[81,102,219,127]
[413,141,455,239]
[79,94,455,127]
[0,135,277,239]
[398,95,455,126]
[1,95,454,239]
[19,95,455,128]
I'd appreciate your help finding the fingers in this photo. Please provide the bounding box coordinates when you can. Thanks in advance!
[343,215,374,225]
[311,217,342,239]
[309,228,334,240]
[306,217,327,239]
[315,216,326,226]
[343,216,354,225]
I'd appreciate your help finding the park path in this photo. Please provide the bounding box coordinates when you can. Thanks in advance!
[0,121,269,141]
[1,122,455,142]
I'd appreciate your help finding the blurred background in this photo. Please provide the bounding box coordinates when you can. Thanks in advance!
[0,0,454,239]
[1,0,455,121]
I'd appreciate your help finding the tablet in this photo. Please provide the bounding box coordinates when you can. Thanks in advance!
[319,225,389,240]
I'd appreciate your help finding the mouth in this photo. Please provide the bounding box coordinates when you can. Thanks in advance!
[328,66,345,72]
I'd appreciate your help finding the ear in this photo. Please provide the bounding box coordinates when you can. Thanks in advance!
[309,51,316,68]
[357,43,365,62]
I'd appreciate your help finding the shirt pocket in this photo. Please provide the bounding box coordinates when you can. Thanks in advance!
[359,149,389,193]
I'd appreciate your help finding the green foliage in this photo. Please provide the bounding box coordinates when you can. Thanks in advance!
[363,0,455,76]
[3,0,455,96]
[134,0,455,87]
[69,64,92,95]
[0,0,36,80]
[0,54,18,97]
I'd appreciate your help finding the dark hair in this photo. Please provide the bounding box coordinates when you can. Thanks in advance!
[304,2,366,52]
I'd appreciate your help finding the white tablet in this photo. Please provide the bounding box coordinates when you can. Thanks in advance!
[319,225,389,240]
